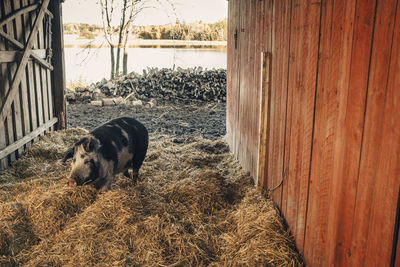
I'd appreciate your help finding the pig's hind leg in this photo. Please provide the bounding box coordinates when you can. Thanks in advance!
[123,160,138,185]
[126,163,139,185]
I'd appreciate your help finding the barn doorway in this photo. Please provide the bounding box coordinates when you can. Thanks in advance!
[62,0,228,143]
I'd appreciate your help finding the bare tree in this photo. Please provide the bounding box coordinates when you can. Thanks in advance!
[99,0,176,79]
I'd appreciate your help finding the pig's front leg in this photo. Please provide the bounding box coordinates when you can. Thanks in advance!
[93,176,113,192]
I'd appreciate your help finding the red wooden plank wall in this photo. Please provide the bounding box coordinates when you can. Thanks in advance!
[226,0,400,265]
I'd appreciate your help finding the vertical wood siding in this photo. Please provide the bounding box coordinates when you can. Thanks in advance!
[227,0,400,265]
[0,0,66,170]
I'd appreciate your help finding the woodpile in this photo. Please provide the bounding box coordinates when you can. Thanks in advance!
[66,67,226,105]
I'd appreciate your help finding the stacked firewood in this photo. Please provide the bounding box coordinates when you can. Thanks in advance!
[66,67,227,105]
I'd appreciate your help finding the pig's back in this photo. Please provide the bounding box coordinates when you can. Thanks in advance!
[91,117,149,173]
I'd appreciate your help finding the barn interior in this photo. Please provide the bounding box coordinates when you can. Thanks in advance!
[1,0,400,266]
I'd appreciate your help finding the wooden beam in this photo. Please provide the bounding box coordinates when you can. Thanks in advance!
[0,117,58,160]
[49,0,67,130]
[0,3,38,28]
[0,2,52,28]
[0,30,53,70]
[0,0,51,123]
[0,49,47,63]
[257,51,272,187]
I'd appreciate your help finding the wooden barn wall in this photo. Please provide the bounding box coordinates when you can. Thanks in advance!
[227,0,400,265]
[0,0,66,170]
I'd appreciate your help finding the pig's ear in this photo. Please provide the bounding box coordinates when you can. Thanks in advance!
[84,137,100,152]
[63,147,75,162]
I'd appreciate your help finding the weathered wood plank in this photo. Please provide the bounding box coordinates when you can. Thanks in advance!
[277,0,292,211]
[3,0,16,163]
[355,1,399,265]
[261,0,272,190]
[0,117,57,159]
[0,0,50,123]
[257,0,273,188]
[12,0,25,157]
[27,60,37,134]
[29,0,44,132]
[0,30,53,69]
[0,2,38,28]
[26,0,38,137]
[226,0,235,150]
[257,52,271,188]
[37,14,49,127]
[0,49,47,63]
[269,0,290,206]
[305,0,360,265]
[19,0,33,145]
[247,0,258,178]
[45,15,53,131]
[266,0,279,200]
[0,0,9,168]
[49,0,66,130]
[236,0,248,168]
[285,0,321,253]
[33,56,44,128]
[281,0,294,218]
[252,0,263,184]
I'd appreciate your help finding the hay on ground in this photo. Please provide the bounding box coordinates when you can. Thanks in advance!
[0,129,303,266]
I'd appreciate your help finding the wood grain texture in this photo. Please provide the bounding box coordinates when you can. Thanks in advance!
[0,117,57,159]
[257,52,271,188]
[226,0,240,155]
[285,0,321,253]
[0,0,50,123]
[12,0,26,157]
[354,0,400,265]
[280,0,294,219]
[3,0,17,163]
[0,0,61,168]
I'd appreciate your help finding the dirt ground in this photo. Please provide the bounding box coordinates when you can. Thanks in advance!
[67,102,226,140]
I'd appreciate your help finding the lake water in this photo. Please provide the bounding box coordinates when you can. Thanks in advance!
[64,47,227,85]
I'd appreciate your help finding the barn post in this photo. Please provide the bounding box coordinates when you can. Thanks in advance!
[50,0,67,129]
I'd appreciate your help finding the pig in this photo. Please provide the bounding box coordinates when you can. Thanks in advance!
[63,117,148,192]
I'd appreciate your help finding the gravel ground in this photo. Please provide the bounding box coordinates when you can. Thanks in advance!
[67,102,226,140]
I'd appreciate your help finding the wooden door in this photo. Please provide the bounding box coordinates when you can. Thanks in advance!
[226,0,241,156]
[0,0,65,170]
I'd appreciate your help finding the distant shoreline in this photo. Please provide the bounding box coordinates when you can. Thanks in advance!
[63,35,227,49]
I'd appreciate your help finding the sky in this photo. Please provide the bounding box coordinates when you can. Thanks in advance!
[62,0,228,26]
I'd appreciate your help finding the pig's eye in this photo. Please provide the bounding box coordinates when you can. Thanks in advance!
[81,155,85,159]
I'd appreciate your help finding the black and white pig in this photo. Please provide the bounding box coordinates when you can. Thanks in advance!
[63,117,148,192]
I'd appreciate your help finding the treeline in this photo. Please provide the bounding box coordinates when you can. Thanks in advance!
[63,23,103,39]
[134,20,227,41]
[63,20,227,41]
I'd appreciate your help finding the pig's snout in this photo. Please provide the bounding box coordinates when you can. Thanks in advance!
[67,178,77,187]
